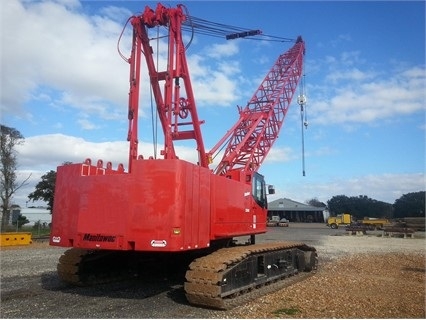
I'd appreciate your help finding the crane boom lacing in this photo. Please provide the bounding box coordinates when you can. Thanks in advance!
[210,37,306,177]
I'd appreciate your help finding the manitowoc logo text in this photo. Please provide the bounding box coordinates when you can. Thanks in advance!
[83,233,116,242]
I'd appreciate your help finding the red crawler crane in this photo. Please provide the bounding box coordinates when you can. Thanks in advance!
[50,3,316,310]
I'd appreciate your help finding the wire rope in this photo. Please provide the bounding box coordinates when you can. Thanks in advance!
[150,26,161,159]
[182,15,295,42]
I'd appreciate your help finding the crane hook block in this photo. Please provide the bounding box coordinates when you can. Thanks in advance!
[297,94,307,105]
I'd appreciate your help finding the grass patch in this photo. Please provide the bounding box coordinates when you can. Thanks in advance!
[1,225,51,237]
[272,307,301,316]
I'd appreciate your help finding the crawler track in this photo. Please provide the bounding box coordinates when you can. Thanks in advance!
[57,241,317,310]
[184,241,317,309]
[57,249,136,286]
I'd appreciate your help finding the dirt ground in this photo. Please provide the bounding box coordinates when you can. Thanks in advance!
[226,252,425,318]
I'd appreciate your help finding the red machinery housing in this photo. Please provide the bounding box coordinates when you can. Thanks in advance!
[50,2,306,273]
[51,158,266,251]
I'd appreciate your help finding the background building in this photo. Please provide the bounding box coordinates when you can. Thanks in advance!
[268,198,326,223]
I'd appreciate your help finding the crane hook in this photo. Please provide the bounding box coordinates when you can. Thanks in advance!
[297,94,307,106]
[297,94,308,177]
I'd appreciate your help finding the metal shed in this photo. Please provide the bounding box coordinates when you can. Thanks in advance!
[268,198,326,223]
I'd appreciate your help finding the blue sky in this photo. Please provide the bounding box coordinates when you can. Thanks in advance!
[1,0,425,208]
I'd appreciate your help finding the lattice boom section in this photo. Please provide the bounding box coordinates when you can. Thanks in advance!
[215,39,305,175]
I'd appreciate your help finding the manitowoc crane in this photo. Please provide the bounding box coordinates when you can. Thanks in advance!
[50,3,317,309]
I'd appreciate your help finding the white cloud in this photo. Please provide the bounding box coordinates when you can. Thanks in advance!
[272,172,425,205]
[77,118,99,130]
[1,0,131,119]
[15,133,203,171]
[205,41,239,59]
[188,54,242,106]
[264,146,297,163]
[326,68,375,83]
[98,5,132,22]
[1,0,247,127]
[192,71,241,106]
[319,33,352,49]
[15,134,126,170]
[311,65,426,125]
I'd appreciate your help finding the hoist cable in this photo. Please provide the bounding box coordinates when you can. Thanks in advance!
[117,16,133,62]
[150,26,161,159]
[298,69,308,177]
[304,75,308,126]
[300,105,306,177]
[181,4,195,50]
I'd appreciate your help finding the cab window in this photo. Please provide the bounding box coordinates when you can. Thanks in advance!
[252,173,267,208]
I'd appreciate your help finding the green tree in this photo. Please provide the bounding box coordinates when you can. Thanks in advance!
[1,125,30,228]
[28,170,56,213]
[327,195,354,217]
[393,191,425,218]
[327,194,392,220]
[306,198,327,208]
[28,162,71,214]
[12,214,30,229]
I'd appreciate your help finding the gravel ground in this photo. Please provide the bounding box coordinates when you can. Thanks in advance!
[226,251,425,318]
[1,225,425,318]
